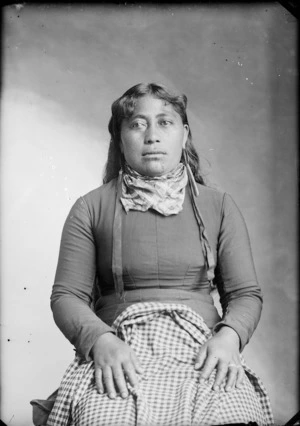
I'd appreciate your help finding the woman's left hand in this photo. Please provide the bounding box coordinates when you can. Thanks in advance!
[194,326,244,392]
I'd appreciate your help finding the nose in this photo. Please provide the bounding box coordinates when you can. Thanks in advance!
[145,124,160,144]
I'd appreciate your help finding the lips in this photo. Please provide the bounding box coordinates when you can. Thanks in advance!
[142,151,166,156]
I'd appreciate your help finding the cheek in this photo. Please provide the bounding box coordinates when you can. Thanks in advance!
[120,133,133,155]
[120,128,133,152]
[173,132,186,153]
[121,138,140,161]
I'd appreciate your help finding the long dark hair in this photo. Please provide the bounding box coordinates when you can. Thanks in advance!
[103,82,204,185]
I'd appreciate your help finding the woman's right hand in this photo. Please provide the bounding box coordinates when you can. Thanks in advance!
[91,332,143,399]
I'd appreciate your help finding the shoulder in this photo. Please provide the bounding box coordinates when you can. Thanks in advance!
[195,184,245,225]
[77,178,118,221]
[82,179,117,203]
[197,183,224,197]
[197,184,241,212]
[188,184,226,232]
[196,183,226,208]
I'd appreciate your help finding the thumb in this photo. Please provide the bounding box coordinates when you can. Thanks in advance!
[194,343,208,370]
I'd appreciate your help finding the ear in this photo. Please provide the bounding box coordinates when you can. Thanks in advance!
[182,124,189,149]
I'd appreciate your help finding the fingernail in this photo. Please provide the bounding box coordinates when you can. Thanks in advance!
[99,389,104,394]
[195,363,200,370]
[109,392,116,399]
[121,392,128,398]
[226,387,232,392]
[200,378,205,384]
[214,385,219,391]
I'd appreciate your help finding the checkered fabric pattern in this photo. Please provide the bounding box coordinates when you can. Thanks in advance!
[47,303,274,426]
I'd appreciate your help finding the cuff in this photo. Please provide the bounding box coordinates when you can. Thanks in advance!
[77,324,116,362]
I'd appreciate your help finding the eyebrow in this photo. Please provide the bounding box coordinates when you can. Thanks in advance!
[129,112,176,120]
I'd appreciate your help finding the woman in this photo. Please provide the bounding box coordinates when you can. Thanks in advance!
[45,83,273,425]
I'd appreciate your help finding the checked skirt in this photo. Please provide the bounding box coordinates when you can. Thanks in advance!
[47,302,274,426]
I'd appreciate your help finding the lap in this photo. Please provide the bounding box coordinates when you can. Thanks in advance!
[47,303,273,426]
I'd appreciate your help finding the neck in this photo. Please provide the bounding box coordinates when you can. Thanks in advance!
[124,163,184,180]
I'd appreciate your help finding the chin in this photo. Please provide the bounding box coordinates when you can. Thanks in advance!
[142,167,166,178]
[139,159,166,177]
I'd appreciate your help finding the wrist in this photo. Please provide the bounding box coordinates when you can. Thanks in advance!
[216,326,240,347]
[91,331,115,357]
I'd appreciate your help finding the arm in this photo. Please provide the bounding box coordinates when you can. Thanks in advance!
[51,195,142,397]
[213,192,263,351]
[195,193,262,390]
[51,196,114,361]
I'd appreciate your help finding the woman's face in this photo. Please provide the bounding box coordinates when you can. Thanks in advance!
[120,95,189,177]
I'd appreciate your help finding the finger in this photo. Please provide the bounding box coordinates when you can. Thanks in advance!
[235,365,245,388]
[213,361,228,391]
[194,345,208,370]
[112,365,129,399]
[130,351,143,374]
[95,366,104,394]
[225,364,238,392]
[199,354,218,382]
[123,361,139,389]
[102,366,117,399]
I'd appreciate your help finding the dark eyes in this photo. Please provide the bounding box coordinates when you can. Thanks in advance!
[131,121,146,129]
[159,120,173,127]
[130,120,173,129]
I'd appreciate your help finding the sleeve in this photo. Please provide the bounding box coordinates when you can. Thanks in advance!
[50,196,114,361]
[212,193,263,352]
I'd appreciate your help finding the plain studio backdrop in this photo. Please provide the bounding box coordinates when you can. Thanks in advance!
[1,3,298,425]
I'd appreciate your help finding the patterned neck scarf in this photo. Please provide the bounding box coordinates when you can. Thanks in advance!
[120,163,188,216]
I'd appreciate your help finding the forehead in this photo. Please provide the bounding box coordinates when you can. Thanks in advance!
[130,95,179,117]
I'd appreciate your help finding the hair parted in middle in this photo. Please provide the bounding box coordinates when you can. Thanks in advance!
[103,82,204,185]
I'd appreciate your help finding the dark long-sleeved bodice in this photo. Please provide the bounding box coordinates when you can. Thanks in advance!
[51,179,262,360]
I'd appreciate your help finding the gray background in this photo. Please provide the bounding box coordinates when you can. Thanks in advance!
[1,3,298,425]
